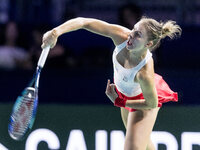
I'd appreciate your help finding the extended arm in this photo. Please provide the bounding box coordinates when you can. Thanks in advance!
[42,17,130,48]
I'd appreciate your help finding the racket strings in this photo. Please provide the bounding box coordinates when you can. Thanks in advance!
[9,60,41,140]
[10,92,36,138]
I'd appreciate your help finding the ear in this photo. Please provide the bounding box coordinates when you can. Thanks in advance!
[146,41,153,48]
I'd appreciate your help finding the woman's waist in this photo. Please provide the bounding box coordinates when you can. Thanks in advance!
[115,82,142,97]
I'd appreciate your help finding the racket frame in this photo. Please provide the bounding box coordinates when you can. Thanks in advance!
[8,46,50,140]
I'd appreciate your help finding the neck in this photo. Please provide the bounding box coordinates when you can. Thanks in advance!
[126,48,148,62]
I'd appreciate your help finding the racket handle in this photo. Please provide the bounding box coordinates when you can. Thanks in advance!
[37,46,50,68]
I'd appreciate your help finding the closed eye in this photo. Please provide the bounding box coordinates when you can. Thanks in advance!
[135,31,142,37]
[129,30,142,39]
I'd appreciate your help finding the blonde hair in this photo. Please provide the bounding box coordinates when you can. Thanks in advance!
[140,16,182,51]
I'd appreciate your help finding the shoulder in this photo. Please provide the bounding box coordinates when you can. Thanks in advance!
[110,25,131,46]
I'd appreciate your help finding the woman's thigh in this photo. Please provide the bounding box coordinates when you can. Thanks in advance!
[120,107,129,128]
[124,108,160,150]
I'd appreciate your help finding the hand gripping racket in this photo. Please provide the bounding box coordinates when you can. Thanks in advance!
[8,46,50,140]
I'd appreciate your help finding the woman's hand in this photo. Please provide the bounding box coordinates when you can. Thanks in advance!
[105,79,118,103]
[41,29,58,49]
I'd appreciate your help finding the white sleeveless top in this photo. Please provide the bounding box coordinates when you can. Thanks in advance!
[113,40,152,97]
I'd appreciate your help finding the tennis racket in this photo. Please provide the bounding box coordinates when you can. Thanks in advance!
[8,46,50,140]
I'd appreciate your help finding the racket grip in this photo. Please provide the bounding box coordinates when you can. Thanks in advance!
[37,46,50,68]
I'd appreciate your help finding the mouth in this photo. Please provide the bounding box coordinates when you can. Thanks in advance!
[127,40,132,46]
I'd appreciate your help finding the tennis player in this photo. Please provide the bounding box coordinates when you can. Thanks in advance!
[42,16,181,150]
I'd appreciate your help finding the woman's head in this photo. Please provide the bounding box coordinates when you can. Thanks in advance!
[126,16,182,51]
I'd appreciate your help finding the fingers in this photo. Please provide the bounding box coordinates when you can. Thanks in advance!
[105,79,110,94]
[42,41,55,49]
[41,30,57,49]
[110,84,115,92]
[105,79,116,94]
[41,43,46,49]
[41,37,49,49]
[106,79,110,89]
[41,32,49,48]
[105,79,118,103]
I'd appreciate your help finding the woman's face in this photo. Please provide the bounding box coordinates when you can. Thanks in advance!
[126,21,149,51]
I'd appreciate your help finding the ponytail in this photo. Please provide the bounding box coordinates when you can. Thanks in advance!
[161,21,182,39]
[140,16,182,51]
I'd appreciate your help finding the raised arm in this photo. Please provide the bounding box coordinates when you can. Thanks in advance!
[81,18,130,44]
[42,17,130,48]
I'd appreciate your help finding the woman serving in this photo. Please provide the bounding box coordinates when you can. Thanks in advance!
[42,16,181,150]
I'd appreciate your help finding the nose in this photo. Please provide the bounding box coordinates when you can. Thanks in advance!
[129,35,135,42]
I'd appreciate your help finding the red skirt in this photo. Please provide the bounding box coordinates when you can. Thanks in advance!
[115,73,178,112]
